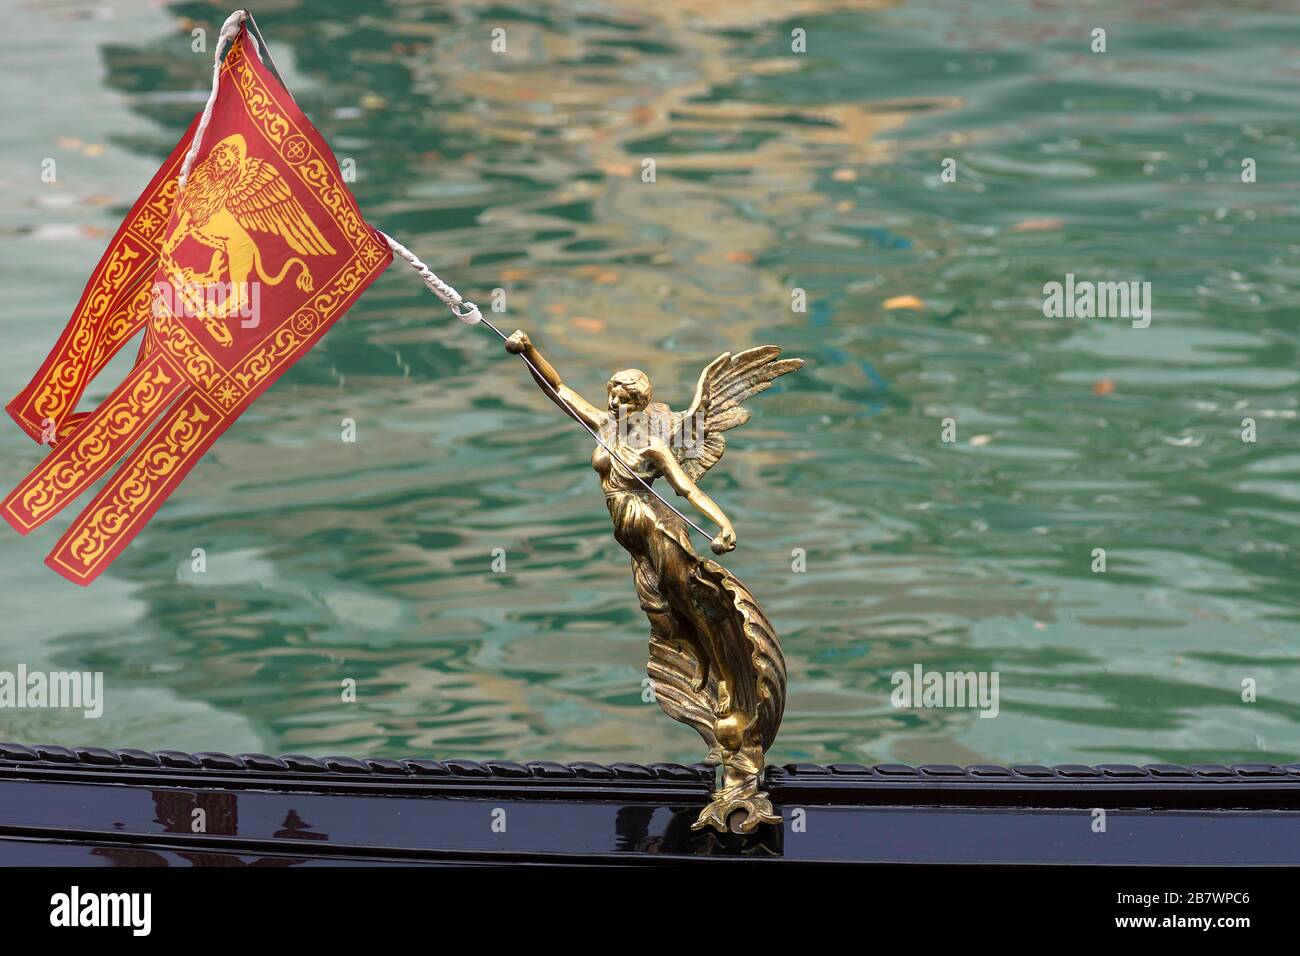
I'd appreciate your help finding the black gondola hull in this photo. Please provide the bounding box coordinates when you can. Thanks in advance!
[1,744,1296,865]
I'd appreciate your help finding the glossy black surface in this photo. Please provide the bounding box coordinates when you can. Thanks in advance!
[1,743,1297,865]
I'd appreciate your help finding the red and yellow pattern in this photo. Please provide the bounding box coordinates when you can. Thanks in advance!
[5,118,197,445]
[3,26,392,584]
[0,351,186,533]
[47,393,220,580]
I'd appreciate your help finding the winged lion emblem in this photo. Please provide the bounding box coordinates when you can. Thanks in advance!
[160,133,336,347]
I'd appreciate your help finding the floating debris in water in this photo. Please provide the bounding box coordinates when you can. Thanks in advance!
[883,295,925,310]
[1011,218,1064,232]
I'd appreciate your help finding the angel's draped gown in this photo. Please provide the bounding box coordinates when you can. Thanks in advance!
[592,407,785,784]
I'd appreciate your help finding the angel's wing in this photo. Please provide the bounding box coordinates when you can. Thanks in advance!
[226,157,336,256]
[672,346,804,481]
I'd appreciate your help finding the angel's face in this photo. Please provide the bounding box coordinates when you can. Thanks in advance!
[607,370,651,413]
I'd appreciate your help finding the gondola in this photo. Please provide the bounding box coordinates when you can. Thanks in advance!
[1,742,1296,865]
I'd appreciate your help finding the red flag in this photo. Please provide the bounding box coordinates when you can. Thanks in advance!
[5,118,198,446]
[3,25,392,583]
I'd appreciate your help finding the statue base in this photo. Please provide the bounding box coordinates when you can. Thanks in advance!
[692,776,782,834]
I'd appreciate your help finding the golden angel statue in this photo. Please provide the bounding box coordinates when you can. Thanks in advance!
[504,329,803,833]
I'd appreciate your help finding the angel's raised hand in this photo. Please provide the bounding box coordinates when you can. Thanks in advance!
[505,330,531,354]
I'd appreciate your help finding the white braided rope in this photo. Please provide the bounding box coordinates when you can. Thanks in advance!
[381,232,482,325]
[178,10,258,190]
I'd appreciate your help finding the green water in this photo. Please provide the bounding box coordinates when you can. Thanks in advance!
[1,0,1298,769]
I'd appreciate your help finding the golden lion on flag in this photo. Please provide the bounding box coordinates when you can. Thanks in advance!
[162,132,336,346]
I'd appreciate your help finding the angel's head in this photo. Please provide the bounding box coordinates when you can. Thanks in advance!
[606,369,652,413]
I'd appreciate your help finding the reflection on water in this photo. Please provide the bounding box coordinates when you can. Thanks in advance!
[1,0,1299,768]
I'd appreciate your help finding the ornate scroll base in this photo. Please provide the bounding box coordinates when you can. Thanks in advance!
[692,745,782,834]
[693,780,781,834]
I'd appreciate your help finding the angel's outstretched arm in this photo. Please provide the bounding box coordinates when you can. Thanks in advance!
[648,443,737,554]
[504,330,604,429]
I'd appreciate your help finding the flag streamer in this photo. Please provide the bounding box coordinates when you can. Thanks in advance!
[5,13,393,583]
